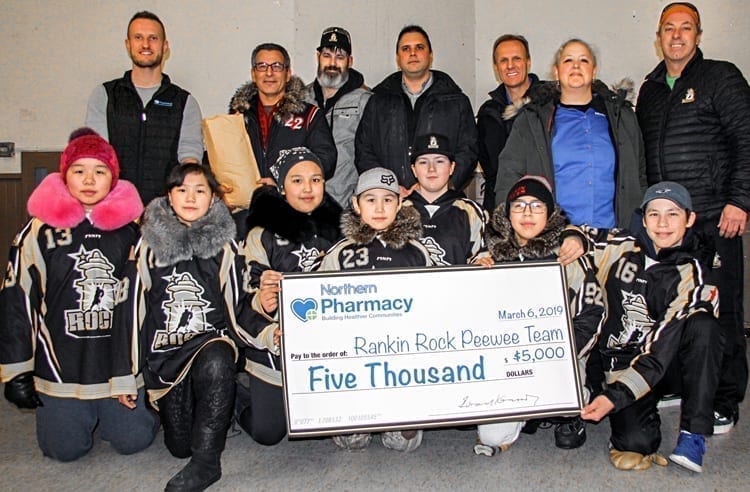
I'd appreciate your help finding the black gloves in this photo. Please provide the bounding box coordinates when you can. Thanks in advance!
[4,372,43,409]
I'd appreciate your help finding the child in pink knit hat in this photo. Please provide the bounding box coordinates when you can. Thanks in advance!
[0,128,157,462]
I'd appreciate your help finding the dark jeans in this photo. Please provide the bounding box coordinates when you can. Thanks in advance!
[234,371,287,445]
[609,313,723,454]
[36,387,159,462]
[695,219,748,416]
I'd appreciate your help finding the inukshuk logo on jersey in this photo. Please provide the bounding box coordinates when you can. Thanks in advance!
[152,270,215,351]
[65,246,118,338]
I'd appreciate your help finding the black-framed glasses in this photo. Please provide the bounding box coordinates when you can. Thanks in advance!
[253,62,288,73]
[509,200,547,214]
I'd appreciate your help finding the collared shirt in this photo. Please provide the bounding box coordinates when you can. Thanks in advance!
[402,72,433,108]
[551,98,616,228]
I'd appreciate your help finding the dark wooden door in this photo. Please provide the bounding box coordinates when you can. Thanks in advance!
[0,152,60,256]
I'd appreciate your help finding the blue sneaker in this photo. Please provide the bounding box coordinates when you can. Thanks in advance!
[669,430,705,472]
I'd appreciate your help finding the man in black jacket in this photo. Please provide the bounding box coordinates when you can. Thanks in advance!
[85,11,204,205]
[636,2,750,434]
[229,43,337,184]
[355,25,477,196]
[476,34,539,212]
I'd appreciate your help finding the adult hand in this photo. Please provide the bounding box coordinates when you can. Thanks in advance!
[718,203,748,238]
[259,270,283,314]
[558,235,584,266]
[117,394,137,410]
[581,395,614,422]
[4,372,43,409]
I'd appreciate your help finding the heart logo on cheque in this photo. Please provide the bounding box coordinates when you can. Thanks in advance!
[291,298,318,322]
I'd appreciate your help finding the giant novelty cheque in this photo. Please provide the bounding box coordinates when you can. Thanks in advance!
[280,262,584,437]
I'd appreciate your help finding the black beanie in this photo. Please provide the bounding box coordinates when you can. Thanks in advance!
[505,175,555,217]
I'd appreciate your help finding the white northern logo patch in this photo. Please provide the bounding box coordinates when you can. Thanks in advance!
[64,246,118,338]
[608,290,654,349]
[152,269,215,351]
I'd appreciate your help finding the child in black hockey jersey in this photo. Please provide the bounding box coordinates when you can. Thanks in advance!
[581,182,722,473]
[0,128,158,462]
[474,175,602,457]
[116,164,255,491]
[403,133,491,266]
[235,147,342,446]
[318,167,433,452]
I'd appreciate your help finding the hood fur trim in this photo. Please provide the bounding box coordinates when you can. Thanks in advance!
[229,76,308,121]
[503,78,635,120]
[245,185,342,244]
[142,197,236,266]
[485,203,567,261]
[341,205,422,249]
[27,173,143,230]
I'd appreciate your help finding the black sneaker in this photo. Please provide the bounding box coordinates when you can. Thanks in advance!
[554,417,586,449]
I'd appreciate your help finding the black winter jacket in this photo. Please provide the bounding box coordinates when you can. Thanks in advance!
[636,49,750,220]
[476,74,540,211]
[229,76,337,180]
[355,70,478,189]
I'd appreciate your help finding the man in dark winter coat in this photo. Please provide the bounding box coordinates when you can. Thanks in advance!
[229,43,337,184]
[304,27,372,208]
[636,2,750,433]
[355,25,478,195]
[85,11,204,205]
[476,34,539,212]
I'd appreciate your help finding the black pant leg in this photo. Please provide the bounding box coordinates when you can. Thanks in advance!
[699,220,748,414]
[609,391,661,455]
[235,373,287,445]
[190,342,237,455]
[159,376,194,459]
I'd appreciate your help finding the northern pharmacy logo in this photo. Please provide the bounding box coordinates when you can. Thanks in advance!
[64,246,121,338]
[289,281,414,323]
[152,270,215,351]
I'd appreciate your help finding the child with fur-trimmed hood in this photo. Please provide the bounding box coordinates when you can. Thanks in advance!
[474,175,603,457]
[116,164,257,491]
[317,167,434,453]
[0,128,158,462]
[236,147,342,447]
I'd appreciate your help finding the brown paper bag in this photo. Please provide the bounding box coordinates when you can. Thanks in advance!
[202,113,260,209]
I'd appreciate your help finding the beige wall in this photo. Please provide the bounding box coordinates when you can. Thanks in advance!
[1,0,747,173]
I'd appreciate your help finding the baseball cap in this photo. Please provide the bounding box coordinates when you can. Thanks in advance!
[641,181,693,211]
[411,133,454,163]
[354,168,399,196]
[317,27,352,54]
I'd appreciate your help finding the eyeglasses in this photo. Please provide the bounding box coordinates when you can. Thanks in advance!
[509,200,546,214]
[253,62,288,73]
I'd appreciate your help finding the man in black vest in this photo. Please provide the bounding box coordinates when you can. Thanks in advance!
[85,11,203,205]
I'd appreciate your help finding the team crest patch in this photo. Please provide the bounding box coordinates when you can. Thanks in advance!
[64,246,119,338]
[681,88,695,104]
[292,244,321,271]
[607,291,654,348]
[152,269,215,351]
